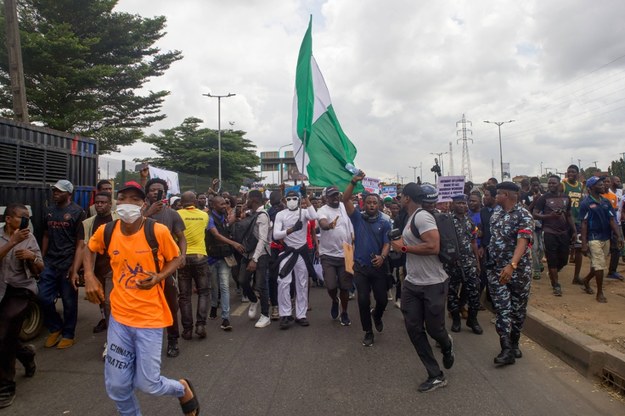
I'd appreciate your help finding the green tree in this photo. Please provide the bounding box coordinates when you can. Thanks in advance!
[0,0,182,153]
[608,158,625,180]
[143,117,261,191]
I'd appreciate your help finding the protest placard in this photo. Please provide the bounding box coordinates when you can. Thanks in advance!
[381,185,397,198]
[362,177,381,194]
[148,165,180,195]
[437,176,465,202]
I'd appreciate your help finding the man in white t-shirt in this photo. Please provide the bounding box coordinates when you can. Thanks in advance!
[390,183,453,393]
[317,186,354,326]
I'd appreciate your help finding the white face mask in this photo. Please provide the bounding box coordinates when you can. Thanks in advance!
[286,197,299,211]
[117,204,143,224]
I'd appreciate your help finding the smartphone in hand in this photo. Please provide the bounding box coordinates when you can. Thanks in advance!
[19,217,29,230]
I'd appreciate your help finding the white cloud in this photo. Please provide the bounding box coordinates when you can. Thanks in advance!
[109,0,625,183]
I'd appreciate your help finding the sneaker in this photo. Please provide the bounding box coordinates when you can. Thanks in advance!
[181,329,193,340]
[270,306,280,321]
[394,300,401,309]
[166,341,179,358]
[241,295,250,303]
[0,385,16,409]
[418,374,447,392]
[330,300,339,320]
[56,338,74,349]
[195,325,207,339]
[553,284,562,297]
[571,276,583,285]
[387,290,394,301]
[18,344,36,377]
[44,330,62,348]
[348,290,355,300]
[295,317,310,326]
[102,342,108,361]
[607,272,624,281]
[532,272,541,280]
[442,334,455,369]
[255,314,271,328]
[279,316,292,330]
[340,312,351,326]
[209,306,217,320]
[93,319,107,334]
[371,309,384,333]
[248,301,259,320]
[362,331,374,347]
[220,319,232,331]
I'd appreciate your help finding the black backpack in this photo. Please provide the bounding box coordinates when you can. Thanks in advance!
[232,211,268,254]
[410,209,460,265]
[103,218,161,273]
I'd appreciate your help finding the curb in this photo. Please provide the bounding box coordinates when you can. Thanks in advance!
[524,306,625,383]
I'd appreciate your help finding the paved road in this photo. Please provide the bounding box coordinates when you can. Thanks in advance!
[8,286,624,416]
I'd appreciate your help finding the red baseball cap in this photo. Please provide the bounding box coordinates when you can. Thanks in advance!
[117,181,146,199]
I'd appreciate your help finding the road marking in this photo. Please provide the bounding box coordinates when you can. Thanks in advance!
[231,303,248,317]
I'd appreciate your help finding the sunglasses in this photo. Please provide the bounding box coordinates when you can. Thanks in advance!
[286,196,299,201]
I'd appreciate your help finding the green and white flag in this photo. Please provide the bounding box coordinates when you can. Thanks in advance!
[292,16,361,192]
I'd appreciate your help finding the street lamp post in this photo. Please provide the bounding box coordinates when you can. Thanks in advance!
[430,152,448,176]
[203,92,236,190]
[484,120,515,182]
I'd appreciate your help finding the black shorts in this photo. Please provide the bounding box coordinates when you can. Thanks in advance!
[320,255,352,291]
[544,232,570,271]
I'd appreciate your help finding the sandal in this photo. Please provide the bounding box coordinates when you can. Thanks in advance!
[582,284,594,295]
[180,379,200,415]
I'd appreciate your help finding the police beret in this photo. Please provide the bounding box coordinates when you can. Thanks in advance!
[496,181,520,192]
[451,194,467,202]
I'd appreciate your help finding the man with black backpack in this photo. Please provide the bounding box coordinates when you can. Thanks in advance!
[83,181,199,416]
[234,190,271,328]
[390,182,454,393]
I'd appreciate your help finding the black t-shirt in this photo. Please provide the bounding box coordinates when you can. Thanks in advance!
[534,192,571,235]
[44,202,86,269]
[77,214,113,277]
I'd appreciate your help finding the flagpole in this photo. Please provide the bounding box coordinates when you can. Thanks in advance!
[299,129,307,219]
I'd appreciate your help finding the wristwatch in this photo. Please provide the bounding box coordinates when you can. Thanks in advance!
[510,262,518,270]
[401,246,408,253]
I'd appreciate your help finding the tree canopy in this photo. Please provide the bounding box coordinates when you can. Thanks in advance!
[143,117,261,190]
[0,0,182,153]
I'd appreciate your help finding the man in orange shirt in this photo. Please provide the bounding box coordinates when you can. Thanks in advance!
[83,182,199,416]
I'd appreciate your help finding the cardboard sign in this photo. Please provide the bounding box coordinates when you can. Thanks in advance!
[362,177,380,194]
[148,166,180,195]
[381,185,397,198]
[437,176,465,202]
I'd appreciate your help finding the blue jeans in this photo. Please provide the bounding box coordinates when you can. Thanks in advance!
[37,265,78,339]
[105,315,185,416]
[209,259,231,320]
[178,255,210,330]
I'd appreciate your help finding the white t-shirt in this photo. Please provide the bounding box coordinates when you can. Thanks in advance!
[403,210,448,286]
[317,203,353,257]
[273,205,317,248]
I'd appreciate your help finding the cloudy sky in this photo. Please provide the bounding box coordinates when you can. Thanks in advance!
[111,0,625,184]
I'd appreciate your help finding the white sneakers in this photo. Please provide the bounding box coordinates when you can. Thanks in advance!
[248,301,259,320]
[102,342,108,361]
[255,314,271,328]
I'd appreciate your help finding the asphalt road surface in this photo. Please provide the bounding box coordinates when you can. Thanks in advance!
[7,285,624,416]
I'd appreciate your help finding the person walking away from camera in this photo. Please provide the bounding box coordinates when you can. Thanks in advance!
[273,186,317,329]
[390,183,454,392]
[317,186,354,326]
[343,172,391,347]
[446,194,482,334]
[144,178,186,358]
[39,180,86,349]
[177,192,211,340]
[580,176,624,302]
[487,182,534,366]
[603,176,624,280]
[533,175,575,296]
[237,190,272,328]
[84,182,199,416]
[0,203,43,408]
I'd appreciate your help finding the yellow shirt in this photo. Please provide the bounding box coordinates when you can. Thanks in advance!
[178,206,209,255]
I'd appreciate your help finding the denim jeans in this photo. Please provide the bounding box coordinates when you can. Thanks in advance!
[237,255,270,316]
[105,315,185,415]
[178,255,210,330]
[37,265,78,339]
[209,259,231,319]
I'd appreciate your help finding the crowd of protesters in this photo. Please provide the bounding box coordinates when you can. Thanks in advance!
[1,162,624,410]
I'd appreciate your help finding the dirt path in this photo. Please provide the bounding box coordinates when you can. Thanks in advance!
[528,254,625,354]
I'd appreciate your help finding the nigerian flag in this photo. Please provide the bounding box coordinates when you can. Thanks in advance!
[292,16,361,192]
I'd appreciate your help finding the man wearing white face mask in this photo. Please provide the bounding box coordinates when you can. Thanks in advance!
[83,181,199,416]
[273,186,317,329]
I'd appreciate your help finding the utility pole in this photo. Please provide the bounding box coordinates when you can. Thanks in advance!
[540,161,543,176]
[4,0,29,122]
[448,142,454,176]
[203,92,236,190]
[577,159,582,170]
[592,161,598,168]
[456,114,474,181]
[484,119,515,181]
[409,165,419,182]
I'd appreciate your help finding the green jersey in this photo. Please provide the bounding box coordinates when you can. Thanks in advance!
[562,179,584,225]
